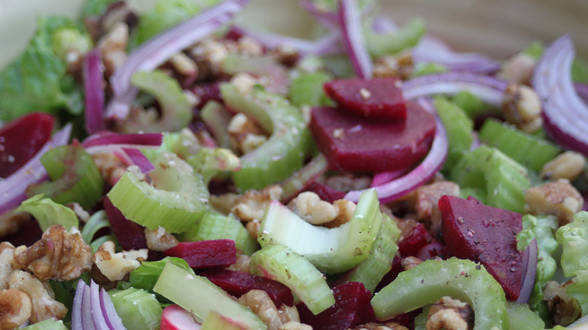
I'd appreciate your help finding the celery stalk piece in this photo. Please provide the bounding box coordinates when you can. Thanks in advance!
[434,97,474,171]
[81,210,109,244]
[220,83,313,190]
[109,287,162,330]
[280,154,328,202]
[29,144,104,209]
[371,258,508,329]
[412,63,448,77]
[153,263,267,329]
[250,244,335,315]
[129,256,192,292]
[180,211,259,255]
[259,189,381,274]
[365,19,426,57]
[451,90,499,120]
[21,319,68,330]
[506,303,545,330]
[143,129,203,161]
[202,311,251,330]
[345,214,401,292]
[16,194,78,231]
[289,72,333,107]
[186,148,240,184]
[479,119,560,172]
[201,101,233,149]
[107,152,209,233]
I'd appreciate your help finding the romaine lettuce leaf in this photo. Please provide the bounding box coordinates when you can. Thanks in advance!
[556,211,588,277]
[82,0,117,18]
[16,194,79,231]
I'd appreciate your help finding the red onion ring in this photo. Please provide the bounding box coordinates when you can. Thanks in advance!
[122,148,155,173]
[82,284,95,330]
[100,287,126,330]
[83,49,105,134]
[72,280,126,330]
[575,83,588,103]
[72,280,86,330]
[516,239,538,304]
[412,38,499,74]
[90,281,110,330]
[300,0,339,28]
[370,168,409,187]
[338,0,373,78]
[82,132,162,148]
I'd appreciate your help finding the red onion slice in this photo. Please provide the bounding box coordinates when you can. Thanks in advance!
[370,168,409,187]
[338,0,373,79]
[300,0,339,28]
[516,239,538,304]
[0,124,71,214]
[90,281,110,330]
[72,280,86,330]
[122,148,155,173]
[413,41,499,74]
[100,287,127,330]
[370,16,397,34]
[83,49,105,134]
[345,98,448,203]
[575,83,588,103]
[83,132,162,148]
[82,284,97,330]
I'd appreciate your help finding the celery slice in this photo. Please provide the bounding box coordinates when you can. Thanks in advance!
[280,154,328,202]
[202,311,250,330]
[221,83,313,190]
[143,129,202,161]
[16,194,78,231]
[259,189,381,274]
[451,90,498,120]
[130,257,192,292]
[412,63,448,77]
[186,148,240,184]
[250,244,335,315]
[110,287,162,330]
[201,101,232,149]
[153,263,267,329]
[81,210,109,244]
[180,211,259,255]
[107,152,209,233]
[289,72,333,107]
[365,19,426,57]
[506,303,545,330]
[371,258,508,329]
[434,97,474,171]
[30,144,104,209]
[479,119,560,172]
[21,319,68,330]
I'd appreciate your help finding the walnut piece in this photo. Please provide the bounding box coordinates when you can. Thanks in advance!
[401,256,423,270]
[13,225,92,281]
[98,22,128,77]
[239,290,282,330]
[8,270,67,323]
[502,84,542,133]
[0,288,32,329]
[228,112,268,154]
[413,181,460,235]
[145,226,179,252]
[354,322,409,330]
[246,220,261,240]
[93,241,148,281]
[92,152,128,187]
[278,304,300,324]
[288,192,338,225]
[427,296,473,330]
[324,174,372,192]
[541,151,586,181]
[323,199,357,228]
[544,281,581,325]
[232,185,283,222]
[279,322,312,330]
[499,53,536,84]
[525,180,584,225]
[227,253,251,273]
[373,54,413,80]
[169,52,197,76]
[0,242,15,290]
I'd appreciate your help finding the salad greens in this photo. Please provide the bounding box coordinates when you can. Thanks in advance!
[16,194,79,231]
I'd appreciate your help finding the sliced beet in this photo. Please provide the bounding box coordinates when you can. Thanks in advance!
[439,195,524,301]
[297,282,374,330]
[310,102,436,173]
[324,78,406,120]
[0,113,54,178]
[164,240,236,269]
[103,197,147,250]
[305,181,346,203]
[398,222,433,257]
[198,269,293,306]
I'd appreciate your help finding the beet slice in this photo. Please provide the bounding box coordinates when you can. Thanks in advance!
[0,113,54,178]
[103,197,147,250]
[398,222,433,257]
[310,102,436,173]
[297,282,374,330]
[164,240,237,269]
[439,195,525,301]
[305,181,346,203]
[198,269,294,306]
[324,78,406,120]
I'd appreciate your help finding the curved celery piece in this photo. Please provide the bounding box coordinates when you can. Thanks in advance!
[180,211,259,255]
[81,210,109,244]
[30,144,104,209]
[479,119,560,172]
[202,311,251,330]
[21,319,67,330]
[16,194,78,231]
[259,189,381,274]
[220,83,312,190]
[412,63,448,77]
[107,152,209,233]
[143,129,202,161]
[506,303,545,330]
[130,257,191,292]
[556,211,588,277]
[289,72,333,107]
[250,244,335,315]
[451,91,499,120]
[365,19,426,57]
[434,97,473,171]
[371,258,508,329]
[281,154,328,202]
[201,101,232,149]
[126,70,193,133]
[110,287,162,330]
[186,148,240,184]
[52,28,92,62]
[154,263,267,329]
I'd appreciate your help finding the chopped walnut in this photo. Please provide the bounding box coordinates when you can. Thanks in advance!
[413,182,460,235]
[210,193,241,215]
[100,1,136,33]
[246,220,261,240]
[230,73,259,95]
[0,288,32,329]
[0,242,15,290]
[169,52,198,76]
[541,151,586,181]
[232,185,283,222]
[502,84,542,133]
[373,53,413,80]
[92,152,128,187]
[237,37,263,57]
[191,39,228,67]
[323,199,357,228]
[401,256,423,270]
[525,180,584,225]
[544,281,581,325]
[427,296,473,330]
[13,225,92,281]
[277,305,300,324]
[324,174,372,191]
[8,270,67,323]
[0,211,30,238]
[288,192,338,225]
[279,322,313,330]
[228,253,251,273]
[499,53,536,84]
[354,322,409,330]
[228,112,268,154]
[93,241,147,281]
[239,290,282,330]
[145,226,179,252]
[98,22,128,77]
[241,134,269,154]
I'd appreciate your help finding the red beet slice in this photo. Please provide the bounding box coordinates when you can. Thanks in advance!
[324,78,406,120]
[103,197,147,250]
[198,269,293,306]
[398,222,433,257]
[305,181,346,203]
[439,195,525,300]
[0,113,54,178]
[165,240,237,269]
[310,102,436,173]
[297,282,374,330]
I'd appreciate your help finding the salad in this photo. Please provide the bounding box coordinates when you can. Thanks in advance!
[0,0,588,329]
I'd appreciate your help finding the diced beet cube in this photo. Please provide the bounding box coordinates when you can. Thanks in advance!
[398,222,433,257]
[310,102,436,173]
[297,282,374,330]
[103,197,147,250]
[375,255,403,293]
[164,240,237,269]
[324,78,406,120]
[439,195,525,301]
[305,181,346,203]
[198,269,293,306]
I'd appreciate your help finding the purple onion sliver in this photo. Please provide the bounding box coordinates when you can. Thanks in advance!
[370,168,408,187]
[82,132,163,148]
[100,287,127,330]
[82,285,97,330]
[300,0,339,28]
[370,16,397,34]
[338,0,373,79]
[575,83,588,103]
[71,280,86,330]
[122,148,155,174]
[83,49,105,135]
[516,239,537,304]
[90,280,111,330]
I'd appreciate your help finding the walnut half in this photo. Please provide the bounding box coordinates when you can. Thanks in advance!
[8,270,67,323]
[0,288,32,330]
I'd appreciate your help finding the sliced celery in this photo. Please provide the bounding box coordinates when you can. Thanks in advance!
[16,194,78,231]
[345,215,401,292]
[201,101,232,149]
[371,258,508,329]
[129,257,192,292]
[280,154,328,201]
[143,129,203,161]
[250,244,335,315]
[154,263,267,329]
[412,63,448,77]
[180,211,259,255]
[451,90,498,120]
[479,119,560,172]
[289,72,333,107]
[221,84,313,190]
[107,152,209,233]
[202,311,250,330]
[506,303,545,330]
[21,319,67,330]
[186,148,240,184]
[365,19,426,57]
[30,144,104,209]
[81,210,109,244]
[259,189,381,274]
[434,97,474,171]
[110,287,162,330]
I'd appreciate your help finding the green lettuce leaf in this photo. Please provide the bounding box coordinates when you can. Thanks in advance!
[129,257,192,292]
[556,211,588,277]
[16,194,79,231]
[82,0,117,18]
